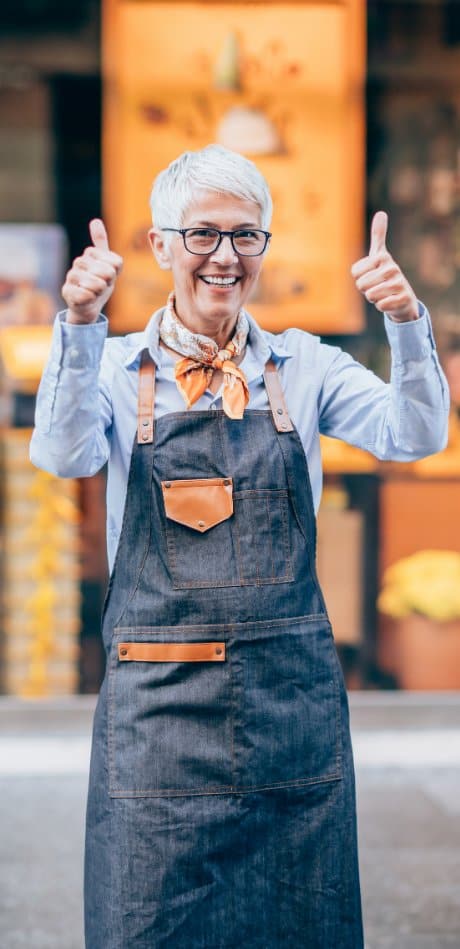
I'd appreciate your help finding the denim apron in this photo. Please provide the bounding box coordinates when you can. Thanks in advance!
[84,352,364,948]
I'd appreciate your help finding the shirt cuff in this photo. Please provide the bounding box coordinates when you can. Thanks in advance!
[384,302,435,365]
[55,310,108,369]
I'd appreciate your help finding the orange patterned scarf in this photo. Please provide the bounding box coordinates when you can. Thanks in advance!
[159,293,250,420]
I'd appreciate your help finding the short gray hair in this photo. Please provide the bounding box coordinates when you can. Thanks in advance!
[150,144,273,230]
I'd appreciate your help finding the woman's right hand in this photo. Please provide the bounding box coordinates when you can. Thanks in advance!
[62,219,123,324]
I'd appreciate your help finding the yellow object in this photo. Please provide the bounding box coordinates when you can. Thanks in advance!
[378,550,460,622]
[0,326,53,393]
[1,431,81,698]
[214,31,240,91]
[321,484,349,511]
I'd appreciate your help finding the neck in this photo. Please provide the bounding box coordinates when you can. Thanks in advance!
[173,304,239,350]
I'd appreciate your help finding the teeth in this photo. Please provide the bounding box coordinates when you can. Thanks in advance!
[201,276,237,286]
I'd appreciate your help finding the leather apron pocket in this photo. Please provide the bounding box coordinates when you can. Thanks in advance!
[162,477,233,532]
[108,628,234,798]
[162,478,294,589]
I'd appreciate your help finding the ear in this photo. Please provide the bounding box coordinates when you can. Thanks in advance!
[148,228,172,271]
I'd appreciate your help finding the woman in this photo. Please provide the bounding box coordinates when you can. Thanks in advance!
[31,145,448,948]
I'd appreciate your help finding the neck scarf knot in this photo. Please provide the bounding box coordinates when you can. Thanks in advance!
[159,293,250,420]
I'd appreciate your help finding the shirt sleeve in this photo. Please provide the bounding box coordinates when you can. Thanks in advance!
[318,306,450,460]
[30,311,112,477]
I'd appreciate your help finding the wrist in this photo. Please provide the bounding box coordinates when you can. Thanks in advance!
[386,299,419,323]
[387,312,419,323]
[65,309,100,325]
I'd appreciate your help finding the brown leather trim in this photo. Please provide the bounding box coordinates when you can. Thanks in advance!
[118,642,226,662]
[161,478,233,532]
[137,350,156,444]
[263,360,294,433]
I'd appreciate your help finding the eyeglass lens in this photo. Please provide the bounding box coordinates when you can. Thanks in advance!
[184,228,267,256]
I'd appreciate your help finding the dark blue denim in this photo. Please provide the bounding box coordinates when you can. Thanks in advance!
[84,400,363,948]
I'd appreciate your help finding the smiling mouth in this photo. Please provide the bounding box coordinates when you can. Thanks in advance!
[199,276,240,287]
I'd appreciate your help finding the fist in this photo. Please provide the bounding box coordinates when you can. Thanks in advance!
[62,219,123,324]
[351,212,418,322]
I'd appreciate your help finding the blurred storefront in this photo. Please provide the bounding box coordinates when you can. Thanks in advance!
[0,0,459,695]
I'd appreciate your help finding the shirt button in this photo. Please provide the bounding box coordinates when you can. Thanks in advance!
[69,347,79,359]
[210,404,217,411]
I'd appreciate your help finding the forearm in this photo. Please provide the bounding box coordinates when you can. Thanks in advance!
[319,309,450,460]
[30,312,111,477]
[380,309,449,457]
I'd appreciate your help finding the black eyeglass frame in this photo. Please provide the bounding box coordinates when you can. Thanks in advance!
[160,227,272,256]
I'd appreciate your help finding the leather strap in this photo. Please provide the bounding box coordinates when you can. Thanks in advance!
[263,359,294,433]
[136,352,293,439]
[118,642,226,662]
[137,349,156,444]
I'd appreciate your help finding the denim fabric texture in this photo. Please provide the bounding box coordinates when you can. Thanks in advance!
[84,363,364,948]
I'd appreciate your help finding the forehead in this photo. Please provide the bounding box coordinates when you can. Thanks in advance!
[183,190,262,227]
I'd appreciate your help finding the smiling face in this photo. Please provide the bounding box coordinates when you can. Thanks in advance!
[149,190,268,346]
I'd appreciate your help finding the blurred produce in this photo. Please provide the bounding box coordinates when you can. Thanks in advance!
[1,431,81,697]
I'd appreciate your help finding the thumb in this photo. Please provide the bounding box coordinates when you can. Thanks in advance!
[89,218,109,251]
[369,211,388,256]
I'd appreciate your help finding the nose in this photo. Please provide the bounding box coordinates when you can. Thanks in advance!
[209,234,239,265]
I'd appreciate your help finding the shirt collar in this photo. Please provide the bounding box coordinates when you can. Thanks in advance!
[122,306,292,370]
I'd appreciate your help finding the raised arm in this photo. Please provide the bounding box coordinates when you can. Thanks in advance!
[30,220,123,477]
[319,212,449,459]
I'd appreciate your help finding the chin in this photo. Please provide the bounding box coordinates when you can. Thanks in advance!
[205,303,238,319]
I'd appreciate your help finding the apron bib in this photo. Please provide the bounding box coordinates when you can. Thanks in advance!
[84,352,363,948]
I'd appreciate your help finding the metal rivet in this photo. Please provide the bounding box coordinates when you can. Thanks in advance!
[142,433,149,441]
[198,520,205,528]
[215,647,223,655]
[142,419,149,427]
[276,407,283,415]
[280,423,288,431]
[120,648,128,656]
[223,478,230,486]
[164,481,171,488]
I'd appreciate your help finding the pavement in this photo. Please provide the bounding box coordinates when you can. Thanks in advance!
[0,692,459,949]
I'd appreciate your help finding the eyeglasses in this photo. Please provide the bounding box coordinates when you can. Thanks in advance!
[161,227,271,257]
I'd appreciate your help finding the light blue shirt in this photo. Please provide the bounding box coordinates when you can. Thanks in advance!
[30,306,449,572]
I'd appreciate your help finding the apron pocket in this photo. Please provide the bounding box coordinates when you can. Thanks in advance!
[234,489,294,584]
[108,630,234,797]
[231,618,343,791]
[164,482,294,589]
[162,477,233,532]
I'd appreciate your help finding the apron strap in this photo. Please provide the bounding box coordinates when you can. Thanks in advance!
[137,351,292,439]
[263,359,294,433]
[137,349,156,444]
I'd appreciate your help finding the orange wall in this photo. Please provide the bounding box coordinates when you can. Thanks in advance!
[102,0,365,334]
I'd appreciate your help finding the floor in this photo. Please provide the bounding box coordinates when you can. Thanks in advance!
[0,692,459,948]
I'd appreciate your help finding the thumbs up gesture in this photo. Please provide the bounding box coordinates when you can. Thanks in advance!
[351,212,418,322]
[62,219,123,324]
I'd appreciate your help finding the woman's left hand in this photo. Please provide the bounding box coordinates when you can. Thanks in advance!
[351,211,419,323]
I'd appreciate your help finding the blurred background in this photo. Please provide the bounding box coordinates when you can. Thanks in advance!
[1,0,460,699]
[1,5,460,948]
